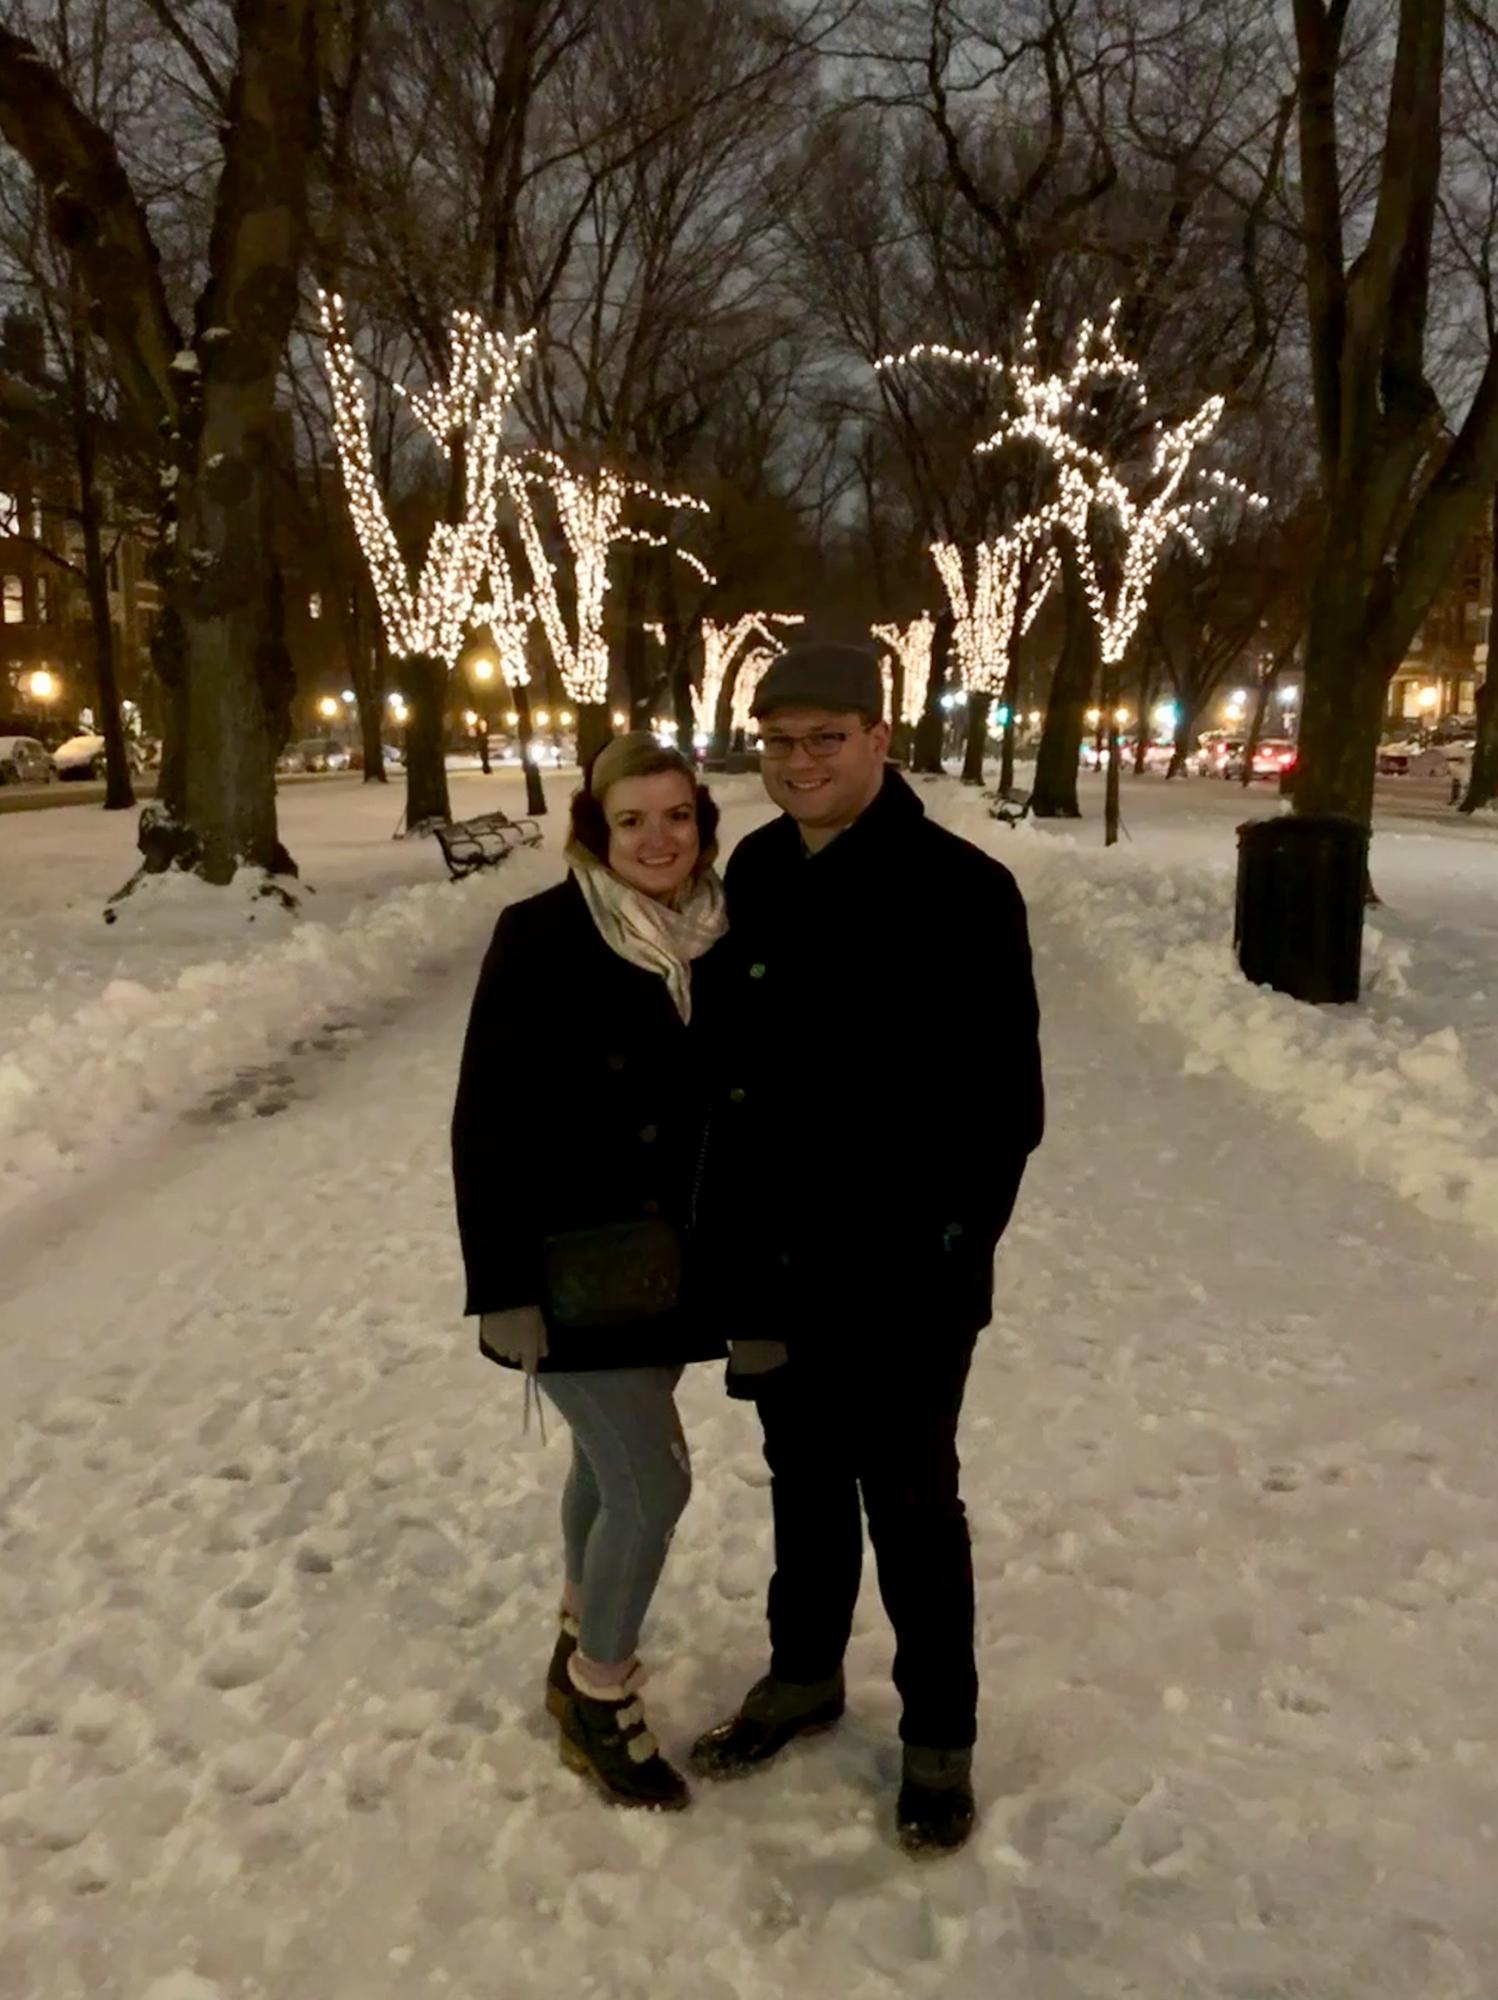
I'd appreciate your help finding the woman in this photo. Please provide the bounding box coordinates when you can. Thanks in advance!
[451,735,727,1812]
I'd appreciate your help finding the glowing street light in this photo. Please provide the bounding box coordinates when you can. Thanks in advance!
[463,709,479,727]
[1417,685,1440,712]
[318,695,340,720]
[28,669,57,702]
[535,709,551,728]
[505,710,519,727]
[1086,707,1102,727]
[1114,707,1130,727]
[471,657,496,684]
[612,710,628,729]
[1277,684,1299,707]
[560,710,574,727]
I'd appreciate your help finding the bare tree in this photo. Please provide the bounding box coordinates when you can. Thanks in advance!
[1288,0,1498,836]
[0,1,323,888]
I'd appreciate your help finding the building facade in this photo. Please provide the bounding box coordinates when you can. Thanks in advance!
[1387,516,1492,726]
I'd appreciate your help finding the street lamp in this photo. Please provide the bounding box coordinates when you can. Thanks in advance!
[341,689,356,704]
[1085,707,1102,727]
[1417,685,1440,711]
[28,668,57,704]
[471,657,496,684]
[317,695,340,720]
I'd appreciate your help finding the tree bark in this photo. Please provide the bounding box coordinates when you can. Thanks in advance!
[998,707,1018,796]
[514,675,547,816]
[1460,662,1498,813]
[913,611,952,774]
[70,346,133,811]
[398,653,451,826]
[577,703,612,768]
[0,9,319,888]
[961,692,990,784]
[1290,559,1397,824]
[1032,551,1097,819]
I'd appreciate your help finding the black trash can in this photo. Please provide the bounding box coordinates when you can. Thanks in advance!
[1235,815,1369,1004]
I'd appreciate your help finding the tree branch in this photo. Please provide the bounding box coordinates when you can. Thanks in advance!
[0,27,180,426]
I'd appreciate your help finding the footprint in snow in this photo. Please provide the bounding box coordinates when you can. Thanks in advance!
[200,1643,274,1692]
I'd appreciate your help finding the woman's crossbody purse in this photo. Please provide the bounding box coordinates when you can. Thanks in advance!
[539,1218,684,1330]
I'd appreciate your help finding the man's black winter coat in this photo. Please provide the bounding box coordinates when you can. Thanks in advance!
[694,769,1043,1346]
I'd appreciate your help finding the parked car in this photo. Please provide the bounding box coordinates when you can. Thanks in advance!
[51,732,147,781]
[0,734,55,785]
[280,736,351,774]
[347,740,404,771]
[1139,741,1178,774]
[1197,734,1245,776]
[1224,737,1297,782]
[1377,740,1456,778]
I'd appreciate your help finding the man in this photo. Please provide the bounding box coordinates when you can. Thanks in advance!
[690,641,1044,1856]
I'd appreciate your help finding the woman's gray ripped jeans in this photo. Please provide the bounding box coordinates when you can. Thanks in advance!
[539,1365,692,1665]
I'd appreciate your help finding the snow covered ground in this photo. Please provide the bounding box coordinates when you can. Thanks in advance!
[2,771,1497,2000]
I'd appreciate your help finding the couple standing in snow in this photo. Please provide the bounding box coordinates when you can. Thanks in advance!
[451,642,1044,1856]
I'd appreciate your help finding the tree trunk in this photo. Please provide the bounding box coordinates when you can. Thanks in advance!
[346,573,386,785]
[1103,655,1122,847]
[0,11,320,889]
[913,612,952,774]
[68,321,133,811]
[514,675,547,816]
[1131,665,1156,777]
[81,531,133,811]
[577,703,612,768]
[621,545,653,728]
[1291,579,1392,826]
[1460,663,1498,813]
[399,653,452,826]
[1032,552,1097,819]
[998,708,1018,796]
[1168,705,1193,778]
[961,692,991,784]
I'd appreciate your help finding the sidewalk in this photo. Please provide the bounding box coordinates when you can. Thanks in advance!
[0,785,1495,1999]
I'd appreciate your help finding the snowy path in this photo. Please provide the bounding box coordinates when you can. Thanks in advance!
[3,796,1498,2000]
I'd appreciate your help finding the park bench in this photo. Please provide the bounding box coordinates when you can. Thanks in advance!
[432,810,542,879]
[989,790,1033,828]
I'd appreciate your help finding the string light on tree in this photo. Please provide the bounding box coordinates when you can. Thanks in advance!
[871,613,937,727]
[929,531,1060,700]
[730,647,778,735]
[693,613,804,736]
[319,295,535,672]
[877,301,1265,676]
[503,451,710,710]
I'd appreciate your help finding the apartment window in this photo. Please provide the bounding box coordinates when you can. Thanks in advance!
[0,492,17,537]
[2,574,23,624]
[35,572,51,622]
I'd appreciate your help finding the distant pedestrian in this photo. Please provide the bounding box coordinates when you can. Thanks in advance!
[689,643,1044,1856]
[452,735,728,1811]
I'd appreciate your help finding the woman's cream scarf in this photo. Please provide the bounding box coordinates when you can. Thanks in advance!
[567,846,727,1023]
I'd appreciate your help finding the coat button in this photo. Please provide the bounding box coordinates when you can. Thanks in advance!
[749,962,767,980]
[728,1087,747,1105]
[639,1124,659,1144]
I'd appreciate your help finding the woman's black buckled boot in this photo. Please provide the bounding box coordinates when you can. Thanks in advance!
[896,1745,975,1857]
[545,1613,580,1721]
[558,1660,690,1811]
[688,1669,845,1779]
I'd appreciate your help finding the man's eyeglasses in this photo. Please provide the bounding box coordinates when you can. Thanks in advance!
[758,725,870,761]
